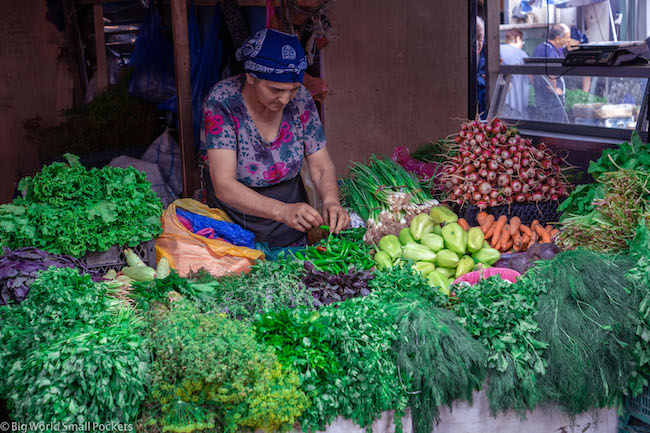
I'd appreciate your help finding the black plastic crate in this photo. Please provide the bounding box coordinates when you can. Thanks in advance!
[82,239,156,276]
[624,377,650,430]
[457,200,563,227]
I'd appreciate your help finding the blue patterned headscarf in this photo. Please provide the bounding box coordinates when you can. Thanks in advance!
[235,29,308,83]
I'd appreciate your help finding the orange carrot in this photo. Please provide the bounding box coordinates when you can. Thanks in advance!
[457,218,470,230]
[491,229,501,248]
[550,228,560,239]
[476,212,488,225]
[519,225,532,237]
[528,232,538,248]
[513,234,523,252]
[535,224,551,243]
[509,217,521,236]
[505,239,514,251]
[522,233,530,247]
[480,215,495,233]
[545,224,553,233]
[493,215,508,236]
[486,225,496,239]
[531,219,540,229]
[500,225,511,249]
[491,216,507,248]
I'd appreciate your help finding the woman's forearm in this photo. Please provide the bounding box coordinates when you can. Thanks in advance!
[309,160,340,207]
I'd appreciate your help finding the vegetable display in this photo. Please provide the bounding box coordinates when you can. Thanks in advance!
[4,118,650,433]
[295,227,374,274]
[476,212,559,253]
[0,154,163,257]
[374,206,501,295]
[441,118,570,209]
[0,267,148,425]
[0,247,101,305]
[340,154,439,244]
[302,261,374,307]
[558,132,649,216]
[454,275,548,415]
[558,170,650,252]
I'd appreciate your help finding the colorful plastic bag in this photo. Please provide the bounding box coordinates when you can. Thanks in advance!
[156,199,265,277]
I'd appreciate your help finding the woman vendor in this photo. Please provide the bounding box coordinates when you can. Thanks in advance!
[200,29,349,248]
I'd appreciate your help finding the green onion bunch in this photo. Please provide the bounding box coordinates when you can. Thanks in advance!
[342,155,435,222]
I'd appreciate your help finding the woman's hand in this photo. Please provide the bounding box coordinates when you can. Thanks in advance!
[282,202,324,232]
[322,202,350,234]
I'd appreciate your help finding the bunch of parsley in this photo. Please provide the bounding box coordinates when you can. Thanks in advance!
[0,154,163,257]
[0,267,149,425]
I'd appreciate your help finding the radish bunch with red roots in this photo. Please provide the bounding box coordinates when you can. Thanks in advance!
[441,118,571,210]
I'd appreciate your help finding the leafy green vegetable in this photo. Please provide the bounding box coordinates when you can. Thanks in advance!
[254,308,343,402]
[0,267,148,424]
[623,224,650,397]
[533,250,642,414]
[559,133,650,217]
[187,258,316,320]
[454,276,548,416]
[389,298,486,433]
[558,170,650,252]
[128,271,196,310]
[564,88,607,111]
[297,297,410,433]
[588,132,650,179]
[147,299,308,433]
[0,154,163,257]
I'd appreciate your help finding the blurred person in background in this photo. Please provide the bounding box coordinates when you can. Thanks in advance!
[500,29,529,119]
[531,23,571,122]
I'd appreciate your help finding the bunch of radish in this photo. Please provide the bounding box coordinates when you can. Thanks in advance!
[442,118,570,210]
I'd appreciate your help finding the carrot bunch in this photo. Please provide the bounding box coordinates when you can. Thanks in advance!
[475,212,559,253]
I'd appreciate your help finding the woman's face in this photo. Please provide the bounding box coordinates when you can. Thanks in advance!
[247,75,301,112]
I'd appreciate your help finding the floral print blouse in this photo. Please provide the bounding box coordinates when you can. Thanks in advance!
[199,75,327,187]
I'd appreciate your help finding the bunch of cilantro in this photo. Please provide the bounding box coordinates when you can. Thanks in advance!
[0,154,163,257]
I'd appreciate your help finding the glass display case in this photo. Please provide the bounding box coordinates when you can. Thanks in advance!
[488,64,650,141]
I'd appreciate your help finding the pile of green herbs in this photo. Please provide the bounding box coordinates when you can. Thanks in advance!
[186,258,317,320]
[387,297,486,433]
[255,294,409,433]
[146,299,309,433]
[254,263,488,433]
[559,132,650,216]
[24,70,164,161]
[0,267,149,425]
[0,154,163,257]
[621,223,650,396]
[452,249,650,417]
[454,275,548,416]
[558,169,650,252]
[564,88,607,111]
[532,250,646,414]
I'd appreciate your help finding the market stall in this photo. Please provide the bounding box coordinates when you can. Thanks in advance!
[1,114,649,433]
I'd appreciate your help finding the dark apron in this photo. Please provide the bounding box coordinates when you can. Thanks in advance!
[205,169,308,248]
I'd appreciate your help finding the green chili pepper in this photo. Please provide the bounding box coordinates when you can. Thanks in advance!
[320,225,330,231]
[310,248,323,259]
